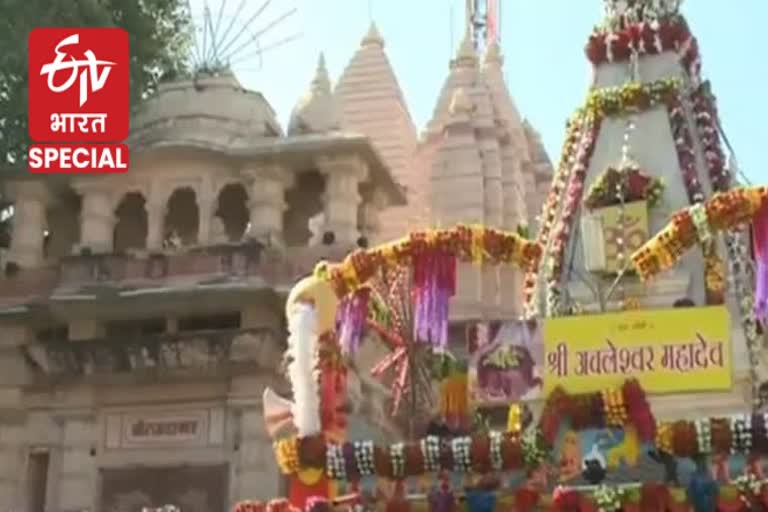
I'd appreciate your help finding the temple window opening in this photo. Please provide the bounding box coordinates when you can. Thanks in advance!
[45,191,80,260]
[163,187,199,247]
[26,450,49,512]
[113,191,149,252]
[215,183,249,243]
[283,170,324,247]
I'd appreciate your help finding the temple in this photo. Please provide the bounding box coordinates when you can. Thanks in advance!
[0,11,550,512]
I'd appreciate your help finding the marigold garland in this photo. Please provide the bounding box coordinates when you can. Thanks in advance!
[317,225,542,299]
[583,79,679,120]
[631,187,768,281]
[275,437,300,474]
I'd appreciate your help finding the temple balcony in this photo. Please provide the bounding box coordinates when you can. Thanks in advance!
[0,242,352,311]
[19,325,280,387]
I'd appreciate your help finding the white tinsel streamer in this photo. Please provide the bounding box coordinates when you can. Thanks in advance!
[287,303,321,437]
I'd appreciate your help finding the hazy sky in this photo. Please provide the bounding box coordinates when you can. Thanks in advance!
[189,0,766,185]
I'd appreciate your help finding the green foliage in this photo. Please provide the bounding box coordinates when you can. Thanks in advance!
[471,410,491,434]
[429,351,467,380]
[0,0,193,165]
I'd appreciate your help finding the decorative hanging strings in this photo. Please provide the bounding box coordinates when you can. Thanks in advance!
[754,199,768,324]
[336,287,371,355]
[412,246,457,350]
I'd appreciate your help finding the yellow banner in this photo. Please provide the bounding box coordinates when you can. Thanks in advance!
[543,306,731,395]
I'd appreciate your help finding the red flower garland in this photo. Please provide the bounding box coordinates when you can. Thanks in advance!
[585,17,701,79]
[544,118,602,315]
[551,488,595,512]
[514,487,541,512]
[586,18,692,65]
[538,380,654,444]
[524,117,585,316]
[639,482,672,512]
[690,85,730,193]
[623,378,656,442]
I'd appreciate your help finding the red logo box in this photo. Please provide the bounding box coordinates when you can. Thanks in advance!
[28,28,129,143]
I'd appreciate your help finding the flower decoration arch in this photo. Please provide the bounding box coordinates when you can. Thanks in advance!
[280,225,542,439]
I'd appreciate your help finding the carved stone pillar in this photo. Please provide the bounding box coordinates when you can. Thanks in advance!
[145,199,164,251]
[243,166,293,247]
[52,412,97,512]
[75,184,115,254]
[6,181,50,268]
[0,419,24,509]
[233,405,280,503]
[317,155,367,246]
[359,188,387,242]
[197,196,214,246]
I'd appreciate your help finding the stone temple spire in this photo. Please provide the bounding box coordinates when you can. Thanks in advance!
[335,22,419,243]
[288,53,341,135]
[419,4,554,319]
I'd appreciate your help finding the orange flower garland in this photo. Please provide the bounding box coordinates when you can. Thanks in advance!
[632,186,768,281]
[316,225,542,299]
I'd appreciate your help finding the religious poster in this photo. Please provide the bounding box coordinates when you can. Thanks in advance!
[468,321,544,405]
[543,305,732,395]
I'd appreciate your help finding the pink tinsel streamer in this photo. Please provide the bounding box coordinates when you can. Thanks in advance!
[412,249,456,349]
[754,199,768,324]
[336,288,371,355]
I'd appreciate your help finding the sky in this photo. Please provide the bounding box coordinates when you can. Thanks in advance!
[189,0,766,185]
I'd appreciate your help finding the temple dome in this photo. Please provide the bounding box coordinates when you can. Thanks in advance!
[287,54,341,135]
[128,70,283,151]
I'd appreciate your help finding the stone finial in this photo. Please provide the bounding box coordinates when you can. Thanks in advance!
[361,21,384,47]
[312,53,332,95]
[454,26,477,67]
[448,87,473,116]
[483,40,503,66]
[287,52,341,135]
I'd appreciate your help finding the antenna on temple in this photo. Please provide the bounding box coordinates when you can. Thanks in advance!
[449,3,454,56]
[187,0,300,73]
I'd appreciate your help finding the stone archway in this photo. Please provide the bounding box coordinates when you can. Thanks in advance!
[214,183,249,243]
[113,192,148,252]
[164,188,199,247]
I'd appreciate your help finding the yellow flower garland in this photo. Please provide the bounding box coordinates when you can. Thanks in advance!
[439,372,469,420]
[274,437,300,474]
[317,225,542,298]
[632,186,768,282]
[507,404,523,434]
[602,388,628,427]
[655,422,674,454]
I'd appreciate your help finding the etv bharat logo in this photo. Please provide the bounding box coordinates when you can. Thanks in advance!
[42,33,115,108]
[27,28,130,173]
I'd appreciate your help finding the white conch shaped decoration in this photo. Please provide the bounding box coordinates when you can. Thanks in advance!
[262,387,298,439]
[283,302,322,437]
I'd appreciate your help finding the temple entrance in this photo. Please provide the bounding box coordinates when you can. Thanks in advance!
[98,464,228,512]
